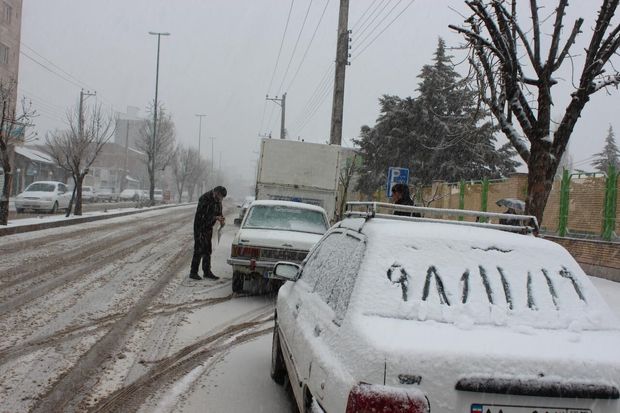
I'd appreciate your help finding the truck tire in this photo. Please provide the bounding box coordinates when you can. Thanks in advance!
[232,272,244,293]
[16,208,24,213]
[270,325,286,385]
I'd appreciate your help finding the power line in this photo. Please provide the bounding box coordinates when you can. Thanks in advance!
[353,0,404,53]
[353,0,416,60]
[290,62,333,129]
[22,42,92,90]
[20,50,85,90]
[352,0,391,42]
[285,0,331,92]
[276,0,315,94]
[259,0,296,134]
[351,0,379,31]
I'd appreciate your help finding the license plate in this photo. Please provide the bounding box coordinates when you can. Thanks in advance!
[471,404,590,413]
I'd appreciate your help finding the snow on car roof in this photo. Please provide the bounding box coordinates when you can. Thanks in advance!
[250,200,327,213]
[349,218,619,331]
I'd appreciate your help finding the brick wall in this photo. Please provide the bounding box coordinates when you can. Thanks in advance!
[545,236,620,282]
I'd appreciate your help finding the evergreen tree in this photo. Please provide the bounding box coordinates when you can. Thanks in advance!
[593,125,620,173]
[355,38,519,194]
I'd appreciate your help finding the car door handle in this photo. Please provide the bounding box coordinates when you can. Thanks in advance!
[293,302,301,318]
[313,324,322,337]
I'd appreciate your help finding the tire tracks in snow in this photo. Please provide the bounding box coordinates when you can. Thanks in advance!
[30,232,195,413]
[0,294,237,365]
[0,210,194,316]
[88,310,274,413]
[0,208,194,289]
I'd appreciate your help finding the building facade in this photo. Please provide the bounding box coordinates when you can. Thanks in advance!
[0,0,22,100]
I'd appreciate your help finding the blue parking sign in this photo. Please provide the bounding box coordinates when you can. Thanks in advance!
[386,167,410,197]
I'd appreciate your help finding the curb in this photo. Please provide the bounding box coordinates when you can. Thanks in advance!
[0,203,193,237]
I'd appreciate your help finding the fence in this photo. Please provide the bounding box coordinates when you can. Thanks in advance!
[361,169,619,241]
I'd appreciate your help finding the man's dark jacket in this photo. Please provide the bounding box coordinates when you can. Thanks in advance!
[194,190,222,244]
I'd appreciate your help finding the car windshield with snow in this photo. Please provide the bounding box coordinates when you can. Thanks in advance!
[228,200,329,294]
[269,203,620,413]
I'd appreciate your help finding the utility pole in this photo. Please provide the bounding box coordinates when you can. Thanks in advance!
[195,114,206,157]
[122,121,130,192]
[329,0,350,146]
[148,31,170,205]
[266,93,286,139]
[209,136,216,183]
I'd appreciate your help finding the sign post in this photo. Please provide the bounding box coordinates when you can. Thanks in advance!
[386,167,410,197]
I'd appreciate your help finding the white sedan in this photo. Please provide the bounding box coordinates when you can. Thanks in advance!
[14,181,71,213]
[227,200,329,293]
[270,204,620,413]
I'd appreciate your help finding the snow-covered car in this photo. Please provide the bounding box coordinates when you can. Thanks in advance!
[81,186,96,203]
[14,181,71,213]
[96,187,118,202]
[234,195,255,225]
[270,203,620,413]
[227,200,329,293]
[154,189,163,204]
[119,189,142,201]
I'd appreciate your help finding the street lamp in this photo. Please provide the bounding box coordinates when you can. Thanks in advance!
[148,31,170,205]
[195,114,207,157]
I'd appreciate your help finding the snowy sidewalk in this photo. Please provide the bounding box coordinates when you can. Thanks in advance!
[0,203,192,236]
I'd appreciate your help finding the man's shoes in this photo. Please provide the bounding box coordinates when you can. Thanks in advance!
[204,273,220,280]
[189,273,202,280]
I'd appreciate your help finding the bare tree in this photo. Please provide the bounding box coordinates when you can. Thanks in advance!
[46,102,114,216]
[172,144,201,202]
[187,157,209,202]
[337,153,358,219]
[450,0,620,224]
[137,102,176,205]
[0,81,36,225]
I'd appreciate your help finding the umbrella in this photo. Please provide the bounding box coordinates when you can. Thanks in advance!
[496,198,525,213]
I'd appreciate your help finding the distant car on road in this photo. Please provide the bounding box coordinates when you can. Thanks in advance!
[119,189,143,202]
[234,196,255,225]
[81,186,96,203]
[96,187,119,202]
[15,181,71,213]
[154,189,163,204]
[227,200,329,293]
[269,203,620,413]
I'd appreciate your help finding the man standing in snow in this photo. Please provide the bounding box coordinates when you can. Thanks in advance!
[189,186,227,280]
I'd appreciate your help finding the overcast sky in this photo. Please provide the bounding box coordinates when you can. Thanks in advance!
[18,0,619,191]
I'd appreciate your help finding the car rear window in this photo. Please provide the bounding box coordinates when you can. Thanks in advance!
[244,205,328,234]
[26,183,55,192]
[354,220,618,331]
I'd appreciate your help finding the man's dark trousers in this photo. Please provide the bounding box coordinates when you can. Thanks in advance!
[190,229,213,275]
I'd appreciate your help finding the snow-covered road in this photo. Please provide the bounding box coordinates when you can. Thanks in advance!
[0,203,291,413]
[0,204,618,412]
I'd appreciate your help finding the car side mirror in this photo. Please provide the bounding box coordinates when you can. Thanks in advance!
[270,262,301,282]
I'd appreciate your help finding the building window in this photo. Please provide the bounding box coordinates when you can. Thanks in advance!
[3,2,11,24]
[0,43,9,65]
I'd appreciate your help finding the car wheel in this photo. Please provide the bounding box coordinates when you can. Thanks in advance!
[232,272,244,293]
[16,208,24,213]
[270,324,286,385]
[50,201,58,214]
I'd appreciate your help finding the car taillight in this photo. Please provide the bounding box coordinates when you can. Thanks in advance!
[345,384,429,413]
[231,245,261,258]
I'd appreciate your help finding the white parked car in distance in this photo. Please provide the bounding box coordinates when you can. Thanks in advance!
[227,200,329,293]
[154,189,163,204]
[270,203,620,413]
[81,186,96,203]
[119,189,143,201]
[15,181,71,213]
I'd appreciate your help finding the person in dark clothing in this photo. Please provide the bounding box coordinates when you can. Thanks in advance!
[189,186,227,280]
[391,183,419,216]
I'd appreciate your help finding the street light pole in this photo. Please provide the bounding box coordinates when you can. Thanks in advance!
[209,136,216,184]
[195,114,207,157]
[148,31,170,205]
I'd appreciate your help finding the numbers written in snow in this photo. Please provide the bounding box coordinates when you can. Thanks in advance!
[386,264,586,309]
